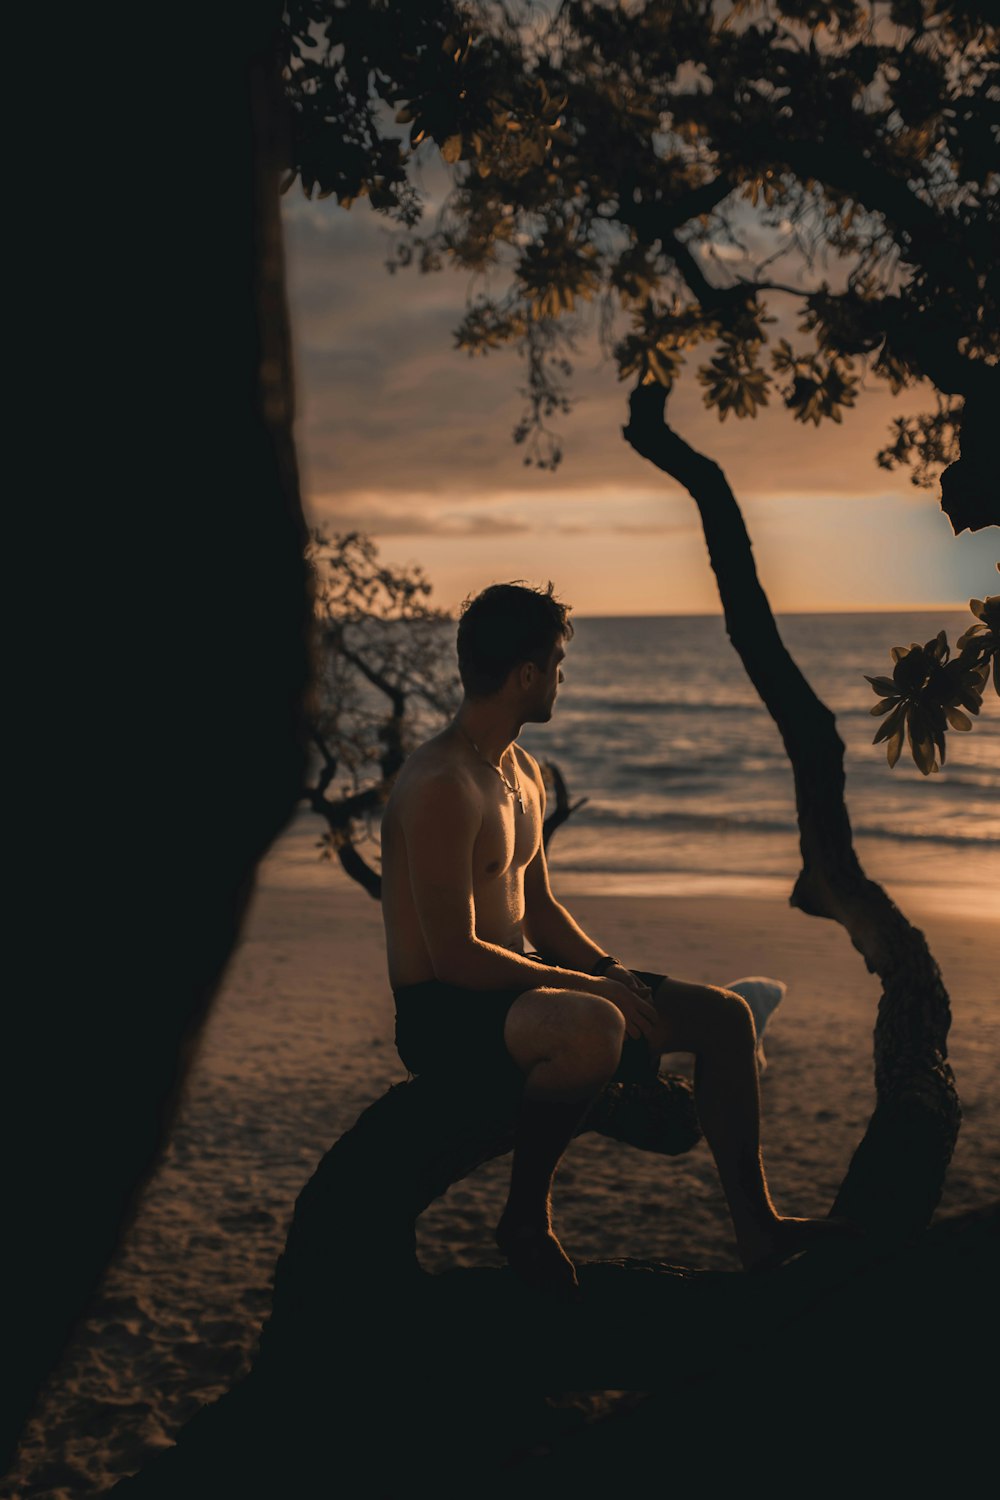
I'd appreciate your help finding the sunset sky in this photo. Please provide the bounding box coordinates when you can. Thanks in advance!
[282,188,996,619]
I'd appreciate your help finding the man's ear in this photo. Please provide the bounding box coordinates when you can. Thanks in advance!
[519,661,536,689]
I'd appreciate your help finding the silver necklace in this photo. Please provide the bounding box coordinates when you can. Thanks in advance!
[457,725,526,813]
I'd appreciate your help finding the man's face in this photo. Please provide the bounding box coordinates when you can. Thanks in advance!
[524,638,566,723]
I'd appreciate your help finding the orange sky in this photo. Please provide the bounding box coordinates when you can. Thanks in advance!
[282,194,997,618]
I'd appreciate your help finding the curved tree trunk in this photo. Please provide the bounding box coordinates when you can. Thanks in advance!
[622,383,960,1236]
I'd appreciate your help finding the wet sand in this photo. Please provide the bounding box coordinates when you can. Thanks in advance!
[7,841,998,1497]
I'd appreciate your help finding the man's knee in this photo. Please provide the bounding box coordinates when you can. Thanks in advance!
[506,988,624,1080]
[706,987,757,1048]
[559,992,624,1082]
[653,979,756,1054]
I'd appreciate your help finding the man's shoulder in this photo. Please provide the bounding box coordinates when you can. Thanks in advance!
[512,743,545,787]
[392,740,478,806]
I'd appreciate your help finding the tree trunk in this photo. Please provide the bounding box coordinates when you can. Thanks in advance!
[7,2,310,1463]
[621,383,960,1236]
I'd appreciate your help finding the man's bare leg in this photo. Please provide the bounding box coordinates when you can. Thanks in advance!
[496,988,625,1297]
[649,979,856,1270]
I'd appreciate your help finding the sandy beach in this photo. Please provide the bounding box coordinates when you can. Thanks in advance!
[7,825,998,1497]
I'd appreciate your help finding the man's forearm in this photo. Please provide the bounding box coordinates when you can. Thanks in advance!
[522,899,606,975]
[436,934,601,992]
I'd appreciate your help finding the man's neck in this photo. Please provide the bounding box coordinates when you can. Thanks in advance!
[453,700,523,766]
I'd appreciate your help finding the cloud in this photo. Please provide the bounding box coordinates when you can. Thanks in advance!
[310,497,531,538]
[307,485,702,541]
[612,521,700,535]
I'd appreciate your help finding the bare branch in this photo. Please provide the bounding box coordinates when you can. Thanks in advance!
[541,759,589,850]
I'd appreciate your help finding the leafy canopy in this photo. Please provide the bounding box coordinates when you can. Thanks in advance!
[283,0,998,526]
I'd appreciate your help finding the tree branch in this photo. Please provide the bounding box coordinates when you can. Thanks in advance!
[618,172,736,233]
[308,726,339,798]
[541,759,589,850]
[308,779,388,826]
[324,627,407,717]
[618,193,751,317]
[336,834,382,900]
[622,379,960,1236]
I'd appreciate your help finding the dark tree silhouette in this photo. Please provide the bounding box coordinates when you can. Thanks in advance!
[7,1,311,1468]
[304,530,456,897]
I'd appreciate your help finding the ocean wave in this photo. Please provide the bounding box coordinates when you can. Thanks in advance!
[580,803,998,847]
[562,695,755,715]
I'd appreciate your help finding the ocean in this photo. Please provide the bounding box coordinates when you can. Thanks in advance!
[512,610,999,918]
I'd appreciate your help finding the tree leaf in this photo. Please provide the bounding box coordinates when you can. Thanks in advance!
[873,701,906,744]
[886,727,904,768]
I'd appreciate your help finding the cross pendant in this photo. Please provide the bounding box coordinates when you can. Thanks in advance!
[517,790,526,813]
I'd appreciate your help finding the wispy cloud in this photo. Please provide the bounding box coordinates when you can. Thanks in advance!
[311,497,532,538]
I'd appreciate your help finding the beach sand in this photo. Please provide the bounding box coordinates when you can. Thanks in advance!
[7,832,998,1497]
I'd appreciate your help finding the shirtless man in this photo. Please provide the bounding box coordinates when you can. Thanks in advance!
[381,582,847,1296]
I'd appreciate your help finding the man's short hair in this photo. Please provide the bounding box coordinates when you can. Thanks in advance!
[457,581,573,698]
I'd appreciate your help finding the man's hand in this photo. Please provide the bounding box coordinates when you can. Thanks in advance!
[605,962,653,1002]
[591,974,659,1042]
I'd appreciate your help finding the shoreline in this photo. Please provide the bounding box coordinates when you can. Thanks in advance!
[525,868,999,920]
[261,807,998,920]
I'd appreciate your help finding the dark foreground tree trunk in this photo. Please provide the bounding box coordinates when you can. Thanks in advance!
[622,385,960,1237]
[7,3,310,1465]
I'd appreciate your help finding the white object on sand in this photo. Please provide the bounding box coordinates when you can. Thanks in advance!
[725,976,787,1074]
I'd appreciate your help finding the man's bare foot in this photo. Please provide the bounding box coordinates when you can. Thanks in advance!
[496,1215,582,1302]
[740,1215,862,1273]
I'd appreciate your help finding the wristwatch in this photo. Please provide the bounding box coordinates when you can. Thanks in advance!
[590,953,620,976]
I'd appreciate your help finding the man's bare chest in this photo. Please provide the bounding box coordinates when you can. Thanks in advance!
[473,793,541,882]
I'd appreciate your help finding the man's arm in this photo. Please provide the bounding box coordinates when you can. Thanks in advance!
[401,771,654,1034]
[522,837,604,975]
[521,758,653,1002]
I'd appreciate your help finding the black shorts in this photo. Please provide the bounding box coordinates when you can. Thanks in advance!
[393,965,666,1088]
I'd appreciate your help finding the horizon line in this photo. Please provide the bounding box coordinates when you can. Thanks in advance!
[568,602,973,620]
